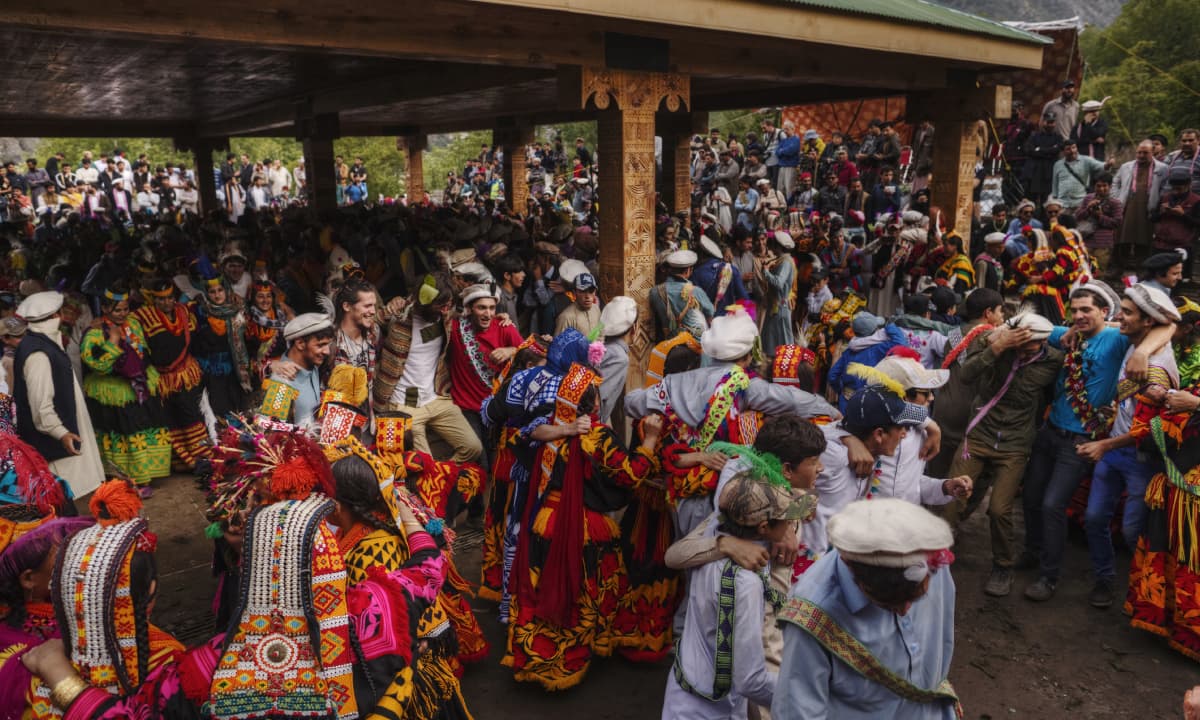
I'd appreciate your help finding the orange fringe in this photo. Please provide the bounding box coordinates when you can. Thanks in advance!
[89,479,143,525]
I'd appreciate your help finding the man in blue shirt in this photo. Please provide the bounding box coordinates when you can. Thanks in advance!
[774,498,959,719]
[271,313,335,427]
[1022,285,1174,602]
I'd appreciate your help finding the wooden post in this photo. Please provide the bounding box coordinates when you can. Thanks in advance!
[193,139,223,214]
[496,121,534,214]
[657,111,707,215]
[572,67,689,387]
[403,135,425,201]
[298,112,339,212]
[912,83,1011,234]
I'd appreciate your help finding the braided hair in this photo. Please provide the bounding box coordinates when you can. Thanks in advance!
[129,550,156,685]
[331,455,393,533]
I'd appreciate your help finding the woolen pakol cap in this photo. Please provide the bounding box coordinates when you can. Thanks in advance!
[873,356,949,391]
[16,291,64,322]
[599,296,638,336]
[829,498,953,571]
[701,306,757,362]
[1008,312,1055,341]
[664,250,698,269]
[0,316,27,337]
[1126,283,1181,324]
[461,284,500,308]
[283,312,332,343]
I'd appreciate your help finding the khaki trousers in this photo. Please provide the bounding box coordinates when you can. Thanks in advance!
[386,396,483,464]
[941,438,1031,568]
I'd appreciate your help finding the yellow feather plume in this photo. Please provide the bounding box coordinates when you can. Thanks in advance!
[845,362,906,397]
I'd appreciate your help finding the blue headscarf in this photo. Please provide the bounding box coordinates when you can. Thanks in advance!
[546,328,589,375]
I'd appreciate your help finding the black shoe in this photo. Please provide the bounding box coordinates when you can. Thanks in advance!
[1024,576,1057,602]
[984,568,1014,597]
[1089,579,1115,609]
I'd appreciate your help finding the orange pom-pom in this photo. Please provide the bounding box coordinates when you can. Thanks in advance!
[89,479,143,526]
[269,456,317,501]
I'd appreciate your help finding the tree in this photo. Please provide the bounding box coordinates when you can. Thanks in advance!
[35,138,192,169]
[1080,0,1200,149]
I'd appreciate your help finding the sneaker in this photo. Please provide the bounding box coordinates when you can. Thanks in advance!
[1089,579,1115,609]
[1015,551,1039,571]
[984,568,1014,597]
[1023,577,1057,602]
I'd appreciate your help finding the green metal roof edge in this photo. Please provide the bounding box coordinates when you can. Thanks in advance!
[768,0,1051,45]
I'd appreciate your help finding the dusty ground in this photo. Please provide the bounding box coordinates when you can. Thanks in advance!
[143,476,1197,719]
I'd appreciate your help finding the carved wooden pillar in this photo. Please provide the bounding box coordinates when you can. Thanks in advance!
[178,136,226,215]
[577,67,689,388]
[911,83,1011,234]
[657,111,706,215]
[496,121,534,214]
[403,135,425,200]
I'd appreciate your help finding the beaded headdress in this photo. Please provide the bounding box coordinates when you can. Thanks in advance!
[205,415,335,538]
[644,331,702,385]
[51,509,150,696]
[209,496,358,720]
[771,344,816,386]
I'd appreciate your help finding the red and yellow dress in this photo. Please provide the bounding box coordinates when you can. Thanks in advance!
[1127,377,1200,661]
[131,300,210,467]
[505,364,660,690]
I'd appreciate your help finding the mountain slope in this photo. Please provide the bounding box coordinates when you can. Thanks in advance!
[931,0,1123,28]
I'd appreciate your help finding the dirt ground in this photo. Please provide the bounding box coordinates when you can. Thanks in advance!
[143,476,1197,719]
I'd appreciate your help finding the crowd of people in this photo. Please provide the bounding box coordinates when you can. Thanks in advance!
[1,99,1200,719]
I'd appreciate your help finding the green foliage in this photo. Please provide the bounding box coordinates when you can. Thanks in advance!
[423,131,492,191]
[226,138,302,167]
[34,138,192,168]
[1080,0,1200,147]
[536,122,597,148]
[709,109,773,142]
[334,137,408,199]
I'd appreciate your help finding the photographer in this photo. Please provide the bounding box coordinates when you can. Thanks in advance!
[1153,167,1200,278]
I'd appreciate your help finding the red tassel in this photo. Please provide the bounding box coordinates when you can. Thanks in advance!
[269,457,316,500]
[89,479,143,526]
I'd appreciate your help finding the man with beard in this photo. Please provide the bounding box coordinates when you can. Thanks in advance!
[1042,80,1080,141]
[12,291,104,499]
[375,273,482,463]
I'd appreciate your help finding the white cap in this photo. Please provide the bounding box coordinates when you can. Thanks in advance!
[558,258,590,284]
[699,236,723,259]
[664,250,698,269]
[873,356,949,391]
[16,291,64,322]
[773,230,795,249]
[984,231,1006,246]
[1009,312,1055,341]
[461,283,500,308]
[599,296,638,336]
[1126,283,1182,324]
[701,306,758,362]
[829,498,953,580]
[283,312,333,342]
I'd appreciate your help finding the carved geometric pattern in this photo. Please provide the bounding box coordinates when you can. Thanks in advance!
[581,67,690,114]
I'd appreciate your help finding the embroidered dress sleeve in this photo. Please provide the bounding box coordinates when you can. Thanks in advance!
[80,328,121,374]
[387,530,446,602]
[587,426,659,488]
[64,662,199,720]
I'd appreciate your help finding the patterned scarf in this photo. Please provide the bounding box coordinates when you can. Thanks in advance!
[198,289,252,393]
[456,316,495,388]
[695,366,751,449]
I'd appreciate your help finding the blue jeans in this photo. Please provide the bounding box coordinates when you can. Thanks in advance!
[1023,425,1093,581]
[1085,445,1156,581]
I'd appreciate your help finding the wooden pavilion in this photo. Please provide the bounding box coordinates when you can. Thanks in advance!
[3,0,1046,377]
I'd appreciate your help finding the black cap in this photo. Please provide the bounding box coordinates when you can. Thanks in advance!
[1062,80,1076,88]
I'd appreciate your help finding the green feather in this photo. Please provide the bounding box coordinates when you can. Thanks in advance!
[586,323,605,342]
[705,441,790,489]
[204,521,225,540]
